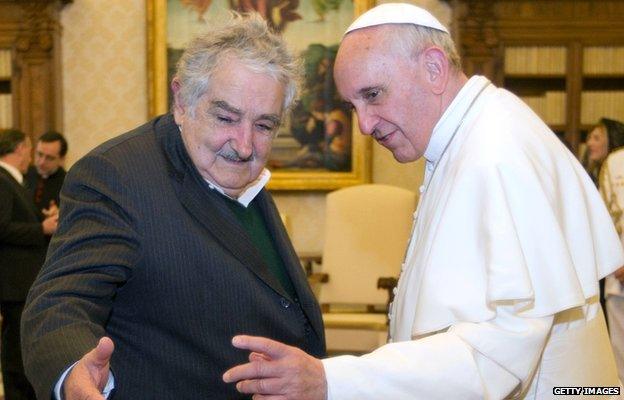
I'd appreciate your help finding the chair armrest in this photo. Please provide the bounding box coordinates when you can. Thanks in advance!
[308,272,329,284]
[299,253,323,275]
[377,277,398,314]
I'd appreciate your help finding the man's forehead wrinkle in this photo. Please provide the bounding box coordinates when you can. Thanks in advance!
[211,100,241,115]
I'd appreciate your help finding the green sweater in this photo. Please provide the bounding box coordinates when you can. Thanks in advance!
[225,198,296,299]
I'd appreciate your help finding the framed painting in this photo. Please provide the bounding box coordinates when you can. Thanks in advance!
[147,0,373,190]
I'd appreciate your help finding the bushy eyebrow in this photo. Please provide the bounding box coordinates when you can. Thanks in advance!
[210,100,281,125]
[210,100,241,116]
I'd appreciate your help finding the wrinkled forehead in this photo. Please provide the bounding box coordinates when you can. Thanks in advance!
[334,41,394,102]
[337,27,386,67]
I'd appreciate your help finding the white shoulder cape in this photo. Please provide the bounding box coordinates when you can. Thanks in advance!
[391,84,624,340]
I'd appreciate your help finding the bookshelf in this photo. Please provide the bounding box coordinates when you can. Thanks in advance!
[451,0,624,155]
[581,46,624,132]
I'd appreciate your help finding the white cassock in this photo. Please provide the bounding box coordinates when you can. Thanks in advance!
[322,76,624,399]
[600,148,624,384]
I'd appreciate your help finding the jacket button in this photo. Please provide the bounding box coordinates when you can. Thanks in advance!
[280,298,290,308]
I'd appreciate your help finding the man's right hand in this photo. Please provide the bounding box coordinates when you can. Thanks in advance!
[43,200,59,217]
[64,337,114,400]
[42,214,58,235]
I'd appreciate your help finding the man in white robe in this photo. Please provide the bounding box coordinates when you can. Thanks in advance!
[223,4,624,399]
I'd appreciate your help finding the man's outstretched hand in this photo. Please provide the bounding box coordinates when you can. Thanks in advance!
[223,335,327,400]
[64,337,114,400]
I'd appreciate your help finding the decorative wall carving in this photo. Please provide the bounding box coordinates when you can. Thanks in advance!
[0,0,70,142]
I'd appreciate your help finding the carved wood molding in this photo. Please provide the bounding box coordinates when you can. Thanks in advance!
[15,3,58,53]
[0,0,70,138]
[452,0,624,81]
[453,0,499,79]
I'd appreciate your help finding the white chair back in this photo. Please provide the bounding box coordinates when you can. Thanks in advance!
[319,184,416,307]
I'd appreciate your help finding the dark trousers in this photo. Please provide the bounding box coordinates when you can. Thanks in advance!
[1,302,36,400]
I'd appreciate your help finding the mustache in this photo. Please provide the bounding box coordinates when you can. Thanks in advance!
[217,148,253,162]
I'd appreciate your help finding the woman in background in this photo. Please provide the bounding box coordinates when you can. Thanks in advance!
[594,117,624,383]
[585,118,624,185]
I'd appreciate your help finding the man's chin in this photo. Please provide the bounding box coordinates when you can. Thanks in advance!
[391,149,420,164]
[215,176,252,198]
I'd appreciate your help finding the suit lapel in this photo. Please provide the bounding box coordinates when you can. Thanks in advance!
[257,192,325,339]
[155,115,289,299]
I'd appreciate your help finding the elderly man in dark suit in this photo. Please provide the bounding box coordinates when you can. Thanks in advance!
[0,129,58,400]
[21,13,325,400]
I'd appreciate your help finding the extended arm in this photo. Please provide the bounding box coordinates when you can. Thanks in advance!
[20,153,141,400]
[224,304,552,399]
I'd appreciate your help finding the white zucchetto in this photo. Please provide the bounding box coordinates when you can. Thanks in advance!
[345,3,449,35]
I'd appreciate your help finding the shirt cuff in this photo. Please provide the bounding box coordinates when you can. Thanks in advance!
[54,362,115,400]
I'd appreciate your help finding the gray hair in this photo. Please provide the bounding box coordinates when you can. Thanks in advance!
[386,24,461,71]
[173,13,301,114]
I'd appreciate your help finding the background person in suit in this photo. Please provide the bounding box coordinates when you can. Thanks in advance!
[0,128,58,400]
[20,13,325,400]
[25,131,68,215]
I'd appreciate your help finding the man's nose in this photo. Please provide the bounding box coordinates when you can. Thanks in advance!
[356,107,379,136]
[232,125,254,159]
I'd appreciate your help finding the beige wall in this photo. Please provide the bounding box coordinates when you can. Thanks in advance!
[60,0,449,254]
[61,0,148,166]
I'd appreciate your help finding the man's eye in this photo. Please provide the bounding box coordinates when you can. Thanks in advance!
[217,115,234,124]
[365,90,380,101]
[256,123,276,133]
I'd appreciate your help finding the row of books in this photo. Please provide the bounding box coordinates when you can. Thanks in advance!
[504,46,624,76]
[0,94,13,128]
[584,47,624,75]
[504,46,567,75]
[0,50,11,79]
[520,91,566,125]
[581,91,624,125]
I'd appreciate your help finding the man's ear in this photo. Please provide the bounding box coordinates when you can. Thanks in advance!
[422,47,449,95]
[171,78,186,125]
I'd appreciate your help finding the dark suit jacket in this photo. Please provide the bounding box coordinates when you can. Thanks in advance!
[21,114,326,399]
[25,165,66,211]
[0,166,47,302]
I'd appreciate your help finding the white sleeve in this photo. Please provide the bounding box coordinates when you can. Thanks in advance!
[322,305,553,400]
[54,363,115,400]
[599,159,621,234]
